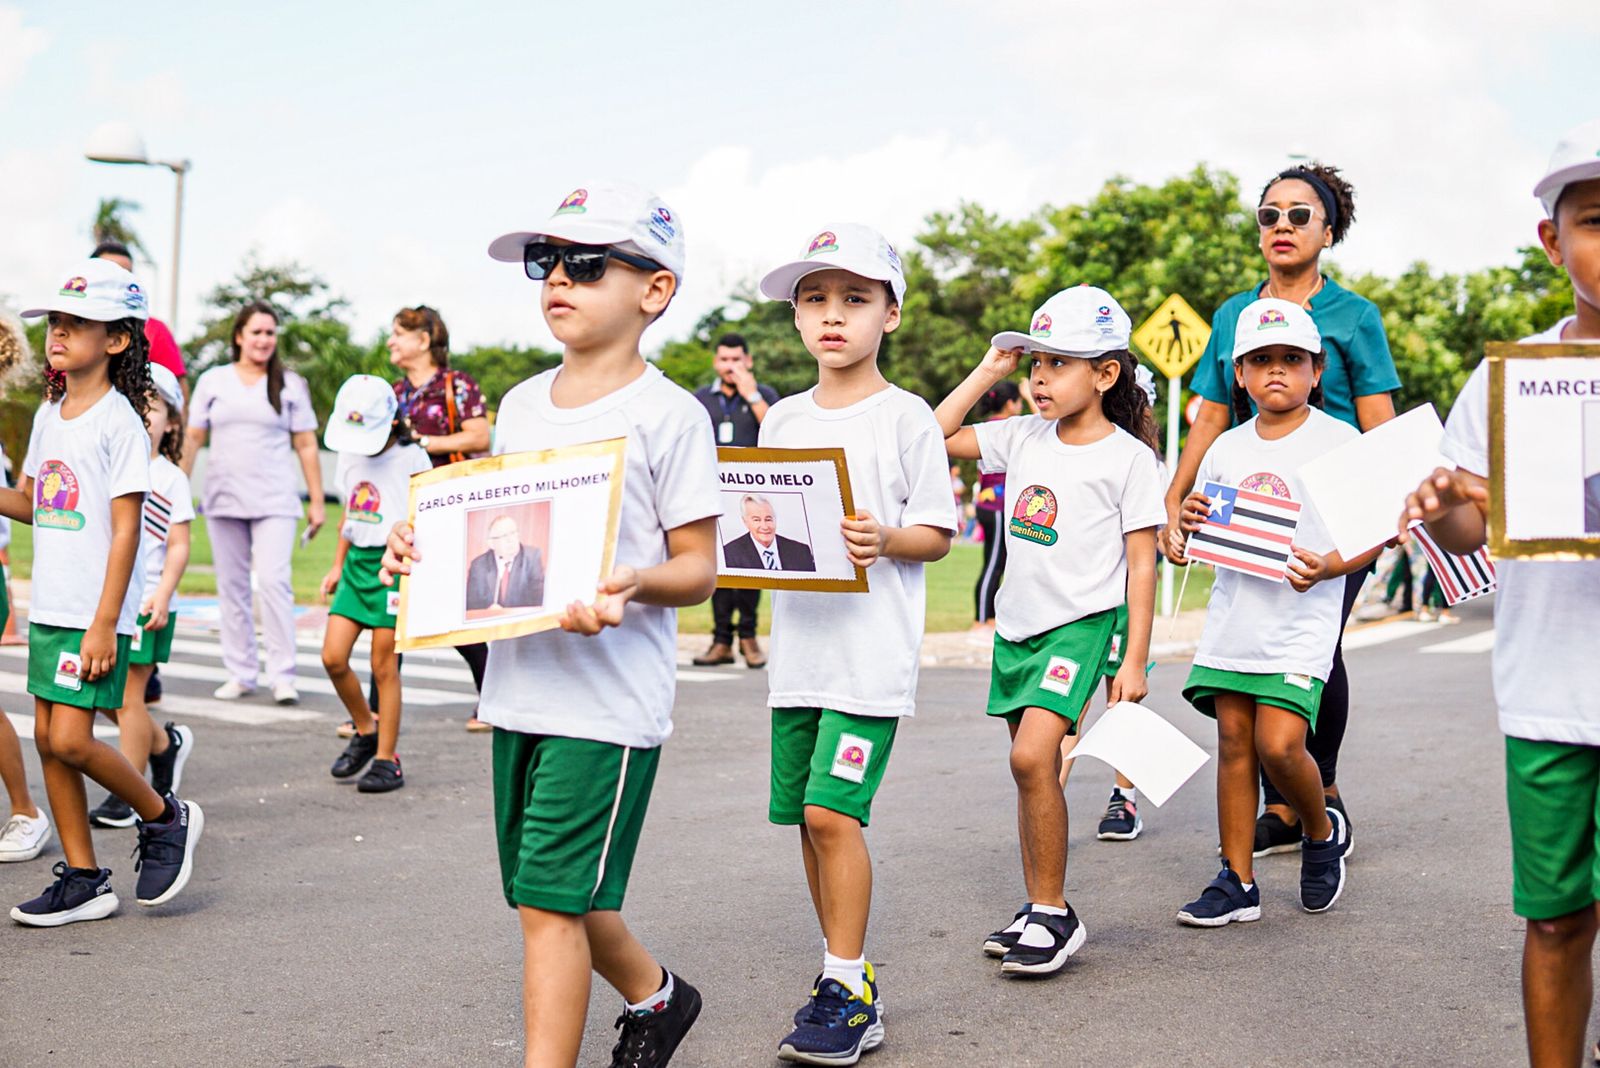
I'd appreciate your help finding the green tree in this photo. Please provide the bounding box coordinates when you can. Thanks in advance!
[452,343,562,409]
[91,197,149,259]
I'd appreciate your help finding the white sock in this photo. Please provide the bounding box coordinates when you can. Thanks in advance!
[821,951,867,999]
[1240,881,1255,892]
[1113,786,1137,802]
[1001,908,1032,935]
[1018,903,1069,947]
[624,970,674,1014]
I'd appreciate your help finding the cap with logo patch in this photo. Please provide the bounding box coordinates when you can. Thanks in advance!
[21,258,150,322]
[486,181,686,281]
[149,363,185,417]
[1231,298,1322,361]
[758,223,907,305]
[1534,118,1600,219]
[991,286,1130,356]
[324,374,399,456]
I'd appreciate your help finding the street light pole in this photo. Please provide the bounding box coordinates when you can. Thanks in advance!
[84,123,190,336]
[165,159,189,334]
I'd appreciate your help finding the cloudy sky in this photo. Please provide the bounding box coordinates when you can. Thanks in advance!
[1,1,1595,353]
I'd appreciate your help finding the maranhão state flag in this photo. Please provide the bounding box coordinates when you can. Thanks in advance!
[1186,480,1301,582]
[1408,521,1497,605]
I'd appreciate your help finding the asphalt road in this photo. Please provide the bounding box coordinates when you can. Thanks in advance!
[0,599,1576,1066]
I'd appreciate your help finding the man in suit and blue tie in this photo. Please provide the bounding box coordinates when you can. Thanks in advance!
[465,514,545,611]
[722,494,816,572]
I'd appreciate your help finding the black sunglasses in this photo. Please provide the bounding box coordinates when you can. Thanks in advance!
[1255,204,1320,228]
[522,242,665,283]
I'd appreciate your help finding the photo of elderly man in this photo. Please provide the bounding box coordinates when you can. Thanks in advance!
[721,493,816,572]
[465,513,545,611]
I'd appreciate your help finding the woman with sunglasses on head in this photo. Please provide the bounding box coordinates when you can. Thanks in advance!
[385,306,495,731]
[1165,162,1399,858]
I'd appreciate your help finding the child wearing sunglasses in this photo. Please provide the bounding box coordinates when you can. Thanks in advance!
[382,182,717,1068]
[755,224,957,1064]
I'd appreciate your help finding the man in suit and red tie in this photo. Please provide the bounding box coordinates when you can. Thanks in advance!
[465,515,545,611]
[722,494,816,572]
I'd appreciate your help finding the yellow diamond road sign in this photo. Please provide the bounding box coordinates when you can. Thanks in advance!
[1132,293,1210,379]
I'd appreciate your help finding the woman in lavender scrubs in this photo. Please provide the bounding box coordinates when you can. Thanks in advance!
[182,301,325,704]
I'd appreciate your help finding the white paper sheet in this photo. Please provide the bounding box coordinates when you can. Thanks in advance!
[1069,702,1209,807]
[1298,404,1451,560]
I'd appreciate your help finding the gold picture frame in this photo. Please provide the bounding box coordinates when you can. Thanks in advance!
[1487,341,1600,560]
[396,438,628,650]
[714,446,869,593]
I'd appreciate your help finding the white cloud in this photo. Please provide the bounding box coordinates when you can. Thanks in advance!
[0,146,85,314]
[0,7,48,96]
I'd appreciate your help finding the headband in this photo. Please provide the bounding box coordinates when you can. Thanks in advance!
[1272,168,1339,232]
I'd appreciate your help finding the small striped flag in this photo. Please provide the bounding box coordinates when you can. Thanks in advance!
[1186,480,1301,582]
[1408,521,1496,606]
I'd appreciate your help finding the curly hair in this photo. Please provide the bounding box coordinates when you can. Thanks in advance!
[0,312,30,387]
[154,394,185,464]
[43,318,153,426]
[1260,161,1357,247]
[1093,349,1162,456]
[1230,352,1327,424]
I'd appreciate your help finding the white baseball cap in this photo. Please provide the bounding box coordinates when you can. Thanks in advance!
[759,224,907,305]
[324,374,398,456]
[991,286,1131,356]
[149,363,184,417]
[1134,363,1157,407]
[486,181,686,281]
[1232,298,1322,360]
[1534,118,1600,218]
[21,258,150,322]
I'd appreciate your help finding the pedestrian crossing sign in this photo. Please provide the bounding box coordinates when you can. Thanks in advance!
[1132,293,1210,379]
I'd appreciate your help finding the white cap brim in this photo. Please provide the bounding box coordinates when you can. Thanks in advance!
[324,421,391,457]
[19,295,137,322]
[988,330,1107,357]
[1535,161,1600,216]
[488,220,650,262]
[758,261,905,304]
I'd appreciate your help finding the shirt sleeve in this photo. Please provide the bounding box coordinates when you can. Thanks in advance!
[1440,363,1489,476]
[106,414,152,499]
[759,384,780,404]
[1346,303,1402,396]
[284,373,319,434]
[899,417,961,533]
[410,445,434,476]
[973,417,1017,474]
[653,416,723,531]
[1120,446,1169,533]
[1190,300,1236,406]
[456,373,487,421]
[188,371,215,430]
[167,468,197,524]
[333,454,352,503]
[21,409,45,480]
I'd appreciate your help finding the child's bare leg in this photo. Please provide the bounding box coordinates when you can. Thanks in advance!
[1522,904,1599,1068]
[802,805,871,958]
[585,910,669,1002]
[518,905,591,1068]
[1214,695,1260,883]
[1255,704,1333,841]
[1010,707,1073,906]
[321,616,374,734]
[0,708,39,818]
[44,703,164,830]
[370,628,401,762]
[118,663,158,775]
[799,826,825,931]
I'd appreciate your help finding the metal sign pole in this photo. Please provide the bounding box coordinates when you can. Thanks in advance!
[1161,372,1181,617]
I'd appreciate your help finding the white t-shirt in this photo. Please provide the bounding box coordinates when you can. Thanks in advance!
[1192,408,1358,681]
[759,386,959,718]
[974,418,1165,641]
[337,443,431,549]
[476,365,721,748]
[140,455,196,593]
[1441,317,1600,745]
[23,391,151,635]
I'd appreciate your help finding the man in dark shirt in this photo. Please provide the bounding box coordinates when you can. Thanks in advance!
[692,333,779,668]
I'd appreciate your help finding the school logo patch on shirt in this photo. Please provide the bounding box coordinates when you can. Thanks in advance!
[1008,485,1059,545]
[830,733,874,784]
[1039,655,1080,697]
[34,460,85,531]
[54,651,83,691]
[347,481,383,523]
[1239,472,1292,499]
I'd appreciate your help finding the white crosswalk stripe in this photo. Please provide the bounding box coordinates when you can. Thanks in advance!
[1421,629,1495,655]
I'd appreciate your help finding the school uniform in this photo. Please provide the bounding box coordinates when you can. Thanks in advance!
[330,443,431,630]
[759,386,958,826]
[129,456,195,665]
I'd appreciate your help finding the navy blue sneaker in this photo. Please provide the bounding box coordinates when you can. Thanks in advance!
[792,962,882,1026]
[10,862,119,927]
[1325,793,1353,859]
[778,977,884,1064]
[1177,862,1262,927]
[999,906,1085,976]
[1300,806,1351,913]
[982,904,1031,958]
[608,972,702,1068]
[134,796,203,906]
[1253,811,1301,856]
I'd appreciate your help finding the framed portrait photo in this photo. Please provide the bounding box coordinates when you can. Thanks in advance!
[1488,341,1600,559]
[395,438,627,650]
[715,447,868,592]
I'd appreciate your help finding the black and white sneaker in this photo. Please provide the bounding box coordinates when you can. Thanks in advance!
[1325,793,1353,859]
[1253,811,1301,856]
[983,904,1031,958]
[1300,807,1351,913]
[89,792,138,828]
[1096,790,1142,841]
[149,722,194,797]
[331,731,378,779]
[999,906,1085,976]
[134,796,203,907]
[11,862,119,926]
[608,972,702,1068]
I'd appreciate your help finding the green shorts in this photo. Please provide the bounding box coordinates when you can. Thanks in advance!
[0,578,9,636]
[1183,664,1324,728]
[987,609,1117,728]
[27,623,133,711]
[491,729,660,915]
[1505,736,1600,919]
[128,611,177,666]
[769,708,899,827]
[330,546,399,631]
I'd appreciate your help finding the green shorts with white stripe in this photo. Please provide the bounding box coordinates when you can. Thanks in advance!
[490,730,661,915]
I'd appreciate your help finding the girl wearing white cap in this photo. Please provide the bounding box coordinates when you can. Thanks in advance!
[1171,297,1380,928]
[88,364,198,829]
[937,285,1165,975]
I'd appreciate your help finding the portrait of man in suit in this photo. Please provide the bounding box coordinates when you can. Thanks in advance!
[465,514,545,611]
[722,493,816,572]
[1585,470,1600,534]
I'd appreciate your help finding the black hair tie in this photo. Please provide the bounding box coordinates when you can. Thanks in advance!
[1273,168,1338,231]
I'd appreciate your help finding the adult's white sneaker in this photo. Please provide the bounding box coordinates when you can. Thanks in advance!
[272,681,299,705]
[0,810,52,862]
[212,680,255,700]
